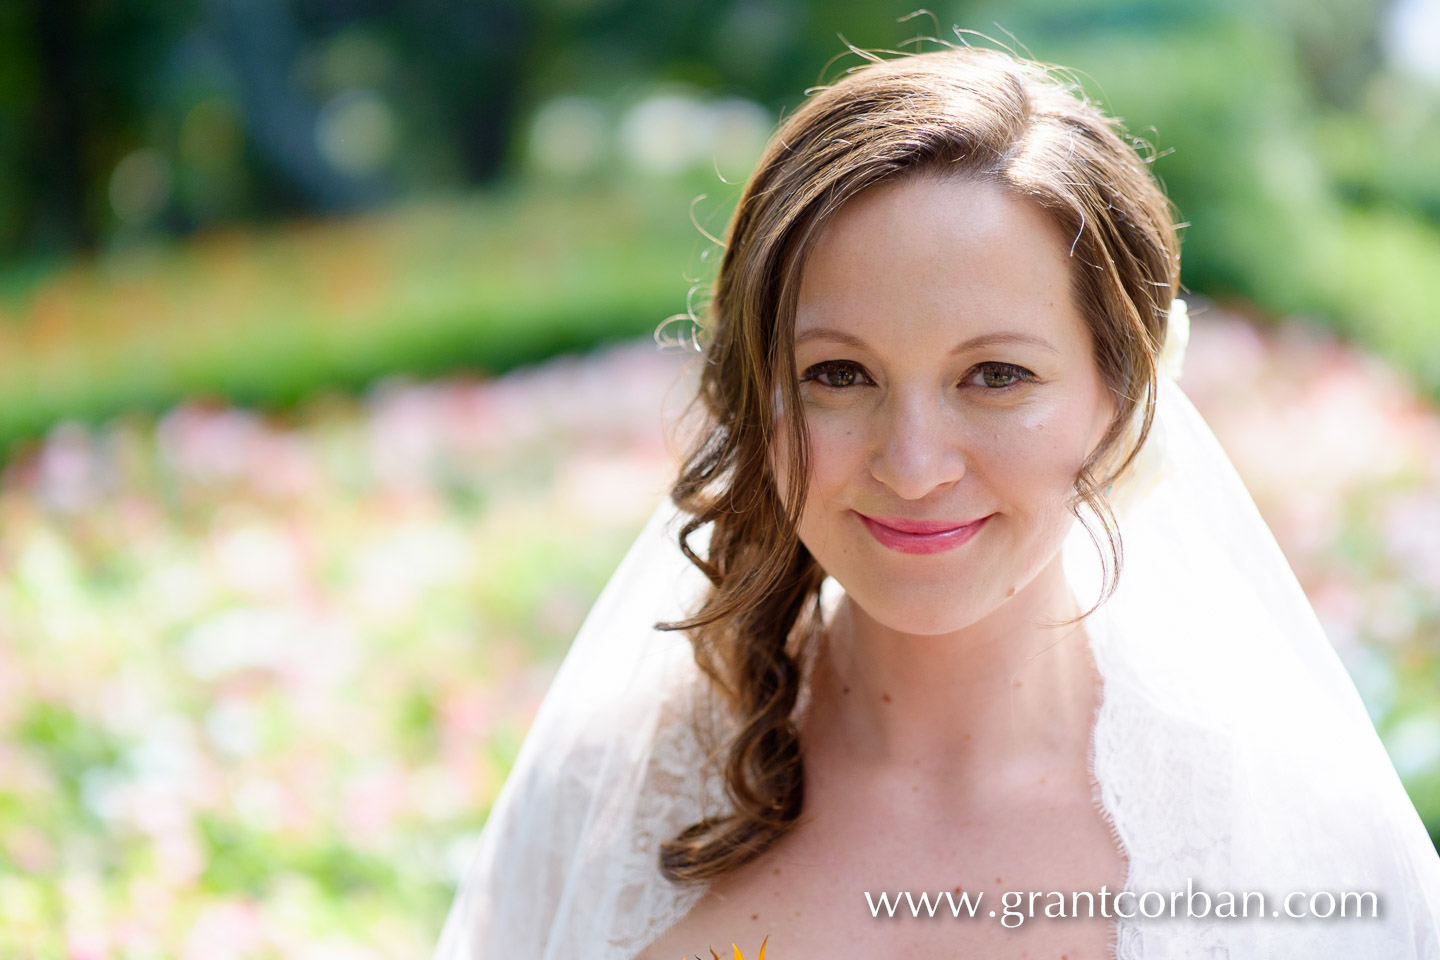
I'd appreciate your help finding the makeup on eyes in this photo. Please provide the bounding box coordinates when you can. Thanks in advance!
[797,359,1039,391]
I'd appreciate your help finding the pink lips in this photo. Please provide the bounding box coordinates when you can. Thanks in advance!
[856,512,991,555]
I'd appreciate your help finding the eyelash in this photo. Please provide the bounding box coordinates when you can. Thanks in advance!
[798,360,1038,392]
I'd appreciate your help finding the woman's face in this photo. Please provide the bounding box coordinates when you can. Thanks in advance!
[772,175,1116,635]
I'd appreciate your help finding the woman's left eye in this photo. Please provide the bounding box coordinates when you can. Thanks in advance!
[967,362,1036,390]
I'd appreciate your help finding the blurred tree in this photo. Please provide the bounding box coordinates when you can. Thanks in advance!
[395,0,533,183]
[0,0,540,258]
[2,0,190,254]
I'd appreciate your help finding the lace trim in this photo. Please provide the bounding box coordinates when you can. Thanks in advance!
[608,660,725,954]
[1088,602,1232,959]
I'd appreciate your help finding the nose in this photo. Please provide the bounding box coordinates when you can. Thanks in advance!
[867,393,967,500]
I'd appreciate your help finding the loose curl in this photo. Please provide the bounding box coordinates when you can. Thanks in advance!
[653,43,1181,885]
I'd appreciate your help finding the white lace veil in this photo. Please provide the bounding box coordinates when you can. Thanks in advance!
[431,300,1440,958]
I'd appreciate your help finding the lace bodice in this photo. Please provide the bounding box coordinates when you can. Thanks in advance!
[610,602,1236,959]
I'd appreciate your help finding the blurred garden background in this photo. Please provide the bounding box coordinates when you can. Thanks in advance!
[1,0,1438,956]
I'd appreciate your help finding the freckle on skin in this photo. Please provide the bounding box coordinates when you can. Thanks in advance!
[752,913,759,921]
[881,692,892,703]
[1006,585,1016,597]
[842,685,851,694]
[1013,679,1023,688]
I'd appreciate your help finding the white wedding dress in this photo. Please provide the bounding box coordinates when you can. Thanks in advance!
[431,366,1440,957]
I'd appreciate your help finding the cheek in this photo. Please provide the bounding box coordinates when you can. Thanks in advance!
[802,415,863,482]
[769,414,868,569]
[769,413,859,507]
[975,401,1100,512]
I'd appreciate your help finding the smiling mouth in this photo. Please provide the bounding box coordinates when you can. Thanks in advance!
[859,514,987,534]
[856,512,992,555]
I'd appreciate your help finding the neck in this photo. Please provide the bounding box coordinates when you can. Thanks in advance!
[802,551,1101,786]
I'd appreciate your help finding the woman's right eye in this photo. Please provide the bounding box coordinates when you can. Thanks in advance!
[799,360,873,389]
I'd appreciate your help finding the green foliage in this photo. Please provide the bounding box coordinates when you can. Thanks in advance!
[0,182,711,457]
[981,10,1440,395]
[13,702,122,818]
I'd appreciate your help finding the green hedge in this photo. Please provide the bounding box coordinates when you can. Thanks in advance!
[0,181,723,456]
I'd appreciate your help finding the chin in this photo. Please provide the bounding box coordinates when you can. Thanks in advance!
[844,576,1005,637]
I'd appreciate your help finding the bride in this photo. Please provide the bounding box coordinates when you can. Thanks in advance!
[433,46,1440,959]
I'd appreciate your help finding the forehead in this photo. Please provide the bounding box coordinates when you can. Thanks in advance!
[793,176,1088,355]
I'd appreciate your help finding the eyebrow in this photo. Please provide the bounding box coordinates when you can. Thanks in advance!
[793,327,1061,355]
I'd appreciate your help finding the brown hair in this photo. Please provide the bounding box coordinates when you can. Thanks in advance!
[654,43,1181,883]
